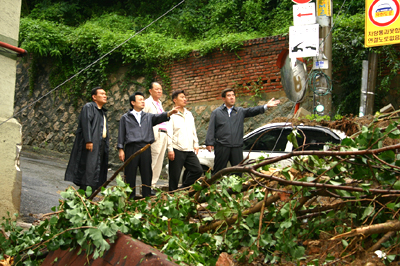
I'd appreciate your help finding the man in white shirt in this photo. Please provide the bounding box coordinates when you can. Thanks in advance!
[167,90,203,191]
[144,82,168,194]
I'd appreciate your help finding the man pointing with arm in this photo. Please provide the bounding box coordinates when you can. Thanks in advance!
[117,92,179,198]
[205,88,280,174]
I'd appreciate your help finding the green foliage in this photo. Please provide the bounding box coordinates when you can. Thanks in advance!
[295,120,400,188]
[19,0,296,102]
[234,76,264,104]
[20,0,400,112]
[332,11,400,115]
[304,114,331,122]
[3,122,400,264]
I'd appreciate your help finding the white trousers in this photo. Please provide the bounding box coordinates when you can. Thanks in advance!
[151,131,168,186]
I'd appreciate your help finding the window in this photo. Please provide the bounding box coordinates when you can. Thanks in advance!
[295,128,341,151]
[243,128,291,152]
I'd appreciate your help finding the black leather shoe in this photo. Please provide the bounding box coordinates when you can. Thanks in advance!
[150,189,156,196]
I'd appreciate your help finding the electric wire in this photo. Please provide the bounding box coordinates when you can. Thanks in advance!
[0,0,185,127]
[318,0,352,52]
[4,0,349,156]
[308,70,332,96]
[274,0,349,155]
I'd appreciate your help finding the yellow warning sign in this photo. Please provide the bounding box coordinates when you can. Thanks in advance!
[317,0,332,17]
[365,0,400,47]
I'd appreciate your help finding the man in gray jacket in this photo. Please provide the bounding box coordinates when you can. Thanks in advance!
[117,92,178,198]
[205,88,280,174]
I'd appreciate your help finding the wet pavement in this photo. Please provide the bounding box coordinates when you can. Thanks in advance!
[19,148,168,223]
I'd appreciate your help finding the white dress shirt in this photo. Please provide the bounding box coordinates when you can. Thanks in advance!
[131,109,142,126]
[167,108,199,152]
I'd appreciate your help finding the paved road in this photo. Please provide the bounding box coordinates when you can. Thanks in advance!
[19,150,167,223]
[19,151,69,222]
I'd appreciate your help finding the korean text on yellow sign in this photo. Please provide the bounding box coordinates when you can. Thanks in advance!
[365,0,400,47]
[317,0,332,16]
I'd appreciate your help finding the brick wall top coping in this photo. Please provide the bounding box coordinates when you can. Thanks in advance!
[190,34,288,57]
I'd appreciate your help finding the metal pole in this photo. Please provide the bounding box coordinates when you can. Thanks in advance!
[359,60,369,117]
[315,0,333,117]
[366,52,378,115]
[318,14,332,117]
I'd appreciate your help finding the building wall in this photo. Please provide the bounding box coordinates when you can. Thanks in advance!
[0,0,23,219]
[169,36,287,103]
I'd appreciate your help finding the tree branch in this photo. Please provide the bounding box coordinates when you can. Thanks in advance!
[330,220,400,240]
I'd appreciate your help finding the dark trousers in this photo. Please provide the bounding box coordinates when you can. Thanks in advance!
[212,143,243,175]
[80,138,107,195]
[124,142,152,198]
[169,149,203,191]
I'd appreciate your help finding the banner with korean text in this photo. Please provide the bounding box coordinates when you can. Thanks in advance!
[365,0,400,47]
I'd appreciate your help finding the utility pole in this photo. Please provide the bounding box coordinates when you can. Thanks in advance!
[366,52,378,115]
[315,0,332,117]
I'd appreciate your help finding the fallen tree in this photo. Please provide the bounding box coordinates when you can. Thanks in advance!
[2,118,400,265]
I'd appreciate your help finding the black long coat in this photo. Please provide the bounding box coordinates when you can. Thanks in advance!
[65,101,109,187]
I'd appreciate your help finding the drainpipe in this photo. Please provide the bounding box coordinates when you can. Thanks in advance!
[0,41,27,56]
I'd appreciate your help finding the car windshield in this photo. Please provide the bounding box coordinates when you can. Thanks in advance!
[295,128,341,150]
[243,128,291,152]
[243,126,341,152]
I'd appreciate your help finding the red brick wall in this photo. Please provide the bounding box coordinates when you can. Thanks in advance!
[168,35,288,103]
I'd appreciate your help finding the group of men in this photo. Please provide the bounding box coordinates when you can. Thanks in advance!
[65,83,280,198]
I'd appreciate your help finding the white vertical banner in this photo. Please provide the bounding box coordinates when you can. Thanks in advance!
[289,24,319,59]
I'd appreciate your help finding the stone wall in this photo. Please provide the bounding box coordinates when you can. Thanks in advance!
[14,36,298,167]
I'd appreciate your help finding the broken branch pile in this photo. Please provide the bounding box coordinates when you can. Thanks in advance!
[2,120,400,265]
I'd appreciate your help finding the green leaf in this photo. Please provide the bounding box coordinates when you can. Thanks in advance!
[336,189,352,197]
[98,222,117,237]
[361,206,374,220]
[214,235,223,246]
[394,180,400,190]
[49,216,58,225]
[280,220,292,229]
[329,180,342,186]
[232,182,242,192]
[386,203,396,210]
[287,130,299,149]
[290,246,305,259]
[27,249,35,255]
[192,183,202,191]
[215,208,231,220]
[386,254,396,262]
[245,215,255,228]
[85,186,93,197]
[378,150,395,164]
[360,183,371,192]
[116,175,125,187]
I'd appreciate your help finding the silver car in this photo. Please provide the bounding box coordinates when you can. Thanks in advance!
[195,122,345,172]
